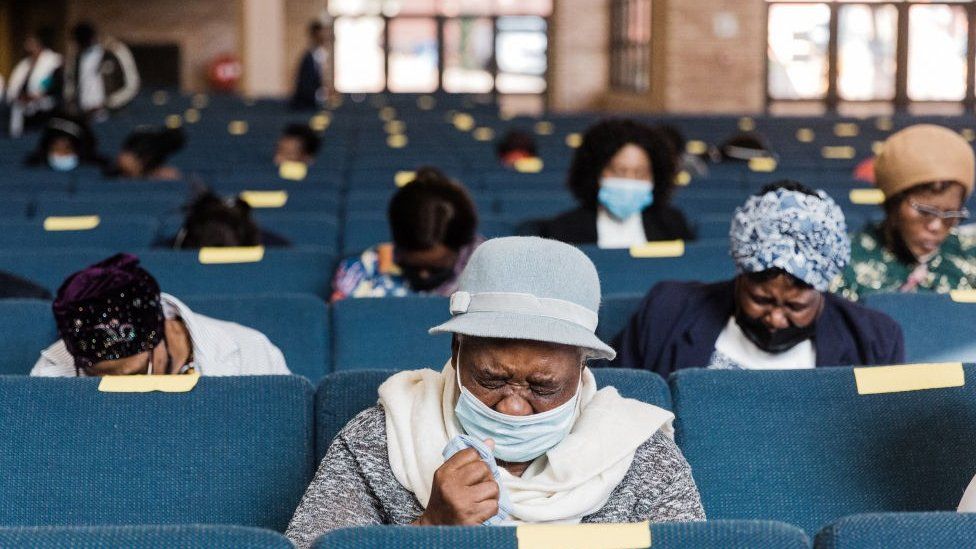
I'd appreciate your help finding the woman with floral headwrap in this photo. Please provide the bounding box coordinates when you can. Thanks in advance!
[613,181,904,375]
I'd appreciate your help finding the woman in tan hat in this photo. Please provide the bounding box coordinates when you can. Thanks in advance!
[836,124,976,299]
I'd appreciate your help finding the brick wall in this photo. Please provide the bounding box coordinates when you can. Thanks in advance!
[549,0,611,112]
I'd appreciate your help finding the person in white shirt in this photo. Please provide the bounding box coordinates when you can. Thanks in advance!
[32,253,289,377]
[59,22,139,120]
[5,29,62,136]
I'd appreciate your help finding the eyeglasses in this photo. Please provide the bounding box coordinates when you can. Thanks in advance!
[909,201,970,226]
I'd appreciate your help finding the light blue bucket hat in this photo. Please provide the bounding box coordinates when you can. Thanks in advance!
[429,236,616,361]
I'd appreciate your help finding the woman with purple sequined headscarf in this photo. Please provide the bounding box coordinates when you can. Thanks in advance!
[33,253,290,377]
[613,180,905,375]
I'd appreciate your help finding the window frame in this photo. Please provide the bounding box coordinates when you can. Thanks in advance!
[609,0,652,93]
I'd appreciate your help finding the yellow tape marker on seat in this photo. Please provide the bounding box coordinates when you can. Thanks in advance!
[950,290,976,303]
[849,188,885,205]
[516,521,650,549]
[279,161,308,181]
[535,121,554,135]
[962,129,976,143]
[379,107,397,122]
[872,141,884,156]
[748,157,777,172]
[738,116,755,131]
[834,123,860,137]
[165,114,183,129]
[686,140,708,155]
[796,128,815,143]
[239,191,288,208]
[876,117,893,131]
[473,127,495,142]
[387,134,409,149]
[513,157,544,173]
[310,113,331,131]
[184,108,200,124]
[385,120,406,134]
[198,246,265,265]
[228,120,248,135]
[630,240,685,258]
[675,170,692,186]
[99,370,200,393]
[453,113,475,132]
[566,133,583,148]
[854,363,964,395]
[822,146,856,160]
[395,170,416,187]
[44,216,100,231]
[417,95,436,110]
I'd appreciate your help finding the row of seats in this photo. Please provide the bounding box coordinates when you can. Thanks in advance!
[2,366,974,536]
[4,289,971,380]
[2,515,973,549]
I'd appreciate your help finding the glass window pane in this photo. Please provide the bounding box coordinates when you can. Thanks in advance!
[838,4,898,101]
[329,0,382,16]
[495,0,552,16]
[909,5,968,101]
[440,0,491,16]
[388,18,439,92]
[496,16,547,93]
[767,3,830,100]
[335,17,386,93]
[383,0,437,16]
[443,18,494,93]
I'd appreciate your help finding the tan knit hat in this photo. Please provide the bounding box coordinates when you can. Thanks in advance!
[875,124,975,200]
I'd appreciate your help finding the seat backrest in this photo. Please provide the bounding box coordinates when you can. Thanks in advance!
[181,293,331,381]
[0,525,292,549]
[0,218,159,250]
[0,248,115,292]
[0,300,57,376]
[598,292,646,343]
[813,512,976,549]
[863,293,976,363]
[671,366,976,533]
[312,521,810,549]
[330,296,451,371]
[0,375,314,531]
[581,242,733,295]
[137,247,335,298]
[314,368,671,461]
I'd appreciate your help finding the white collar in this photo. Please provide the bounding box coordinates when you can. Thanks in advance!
[160,293,240,369]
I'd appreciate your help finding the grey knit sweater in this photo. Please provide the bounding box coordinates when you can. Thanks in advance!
[286,406,705,549]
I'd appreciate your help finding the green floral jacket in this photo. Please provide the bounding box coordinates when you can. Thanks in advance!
[834,223,976,301]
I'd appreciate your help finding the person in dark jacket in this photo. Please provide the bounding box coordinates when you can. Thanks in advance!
[613,181,904,376]
[291,20,332,111]
[536,119,694,248]
[56,22,139,120]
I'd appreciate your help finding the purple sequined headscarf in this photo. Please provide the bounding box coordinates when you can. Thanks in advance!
[52,253,164,371]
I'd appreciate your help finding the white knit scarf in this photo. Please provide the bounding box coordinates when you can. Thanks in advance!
[378,361,674,524]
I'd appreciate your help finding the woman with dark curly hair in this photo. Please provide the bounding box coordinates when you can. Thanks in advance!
[536,119,694,248]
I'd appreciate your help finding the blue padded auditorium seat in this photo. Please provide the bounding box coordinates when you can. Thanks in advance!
[313,521,810,549]
[0,525,292,549]
[581,242,732,295]
[863,293,976,363]
[340,215,513,255]
[0,375,314,530]
[182,293,331,381]
[33,192,186,219]
[813,513,976,549]
[0,217,159,250]
[597,293,646,343]
[0,248,115,292]
[314,368,671,461]
[0,300,57,376]
[330,296,450,371]
[671,366,976,533]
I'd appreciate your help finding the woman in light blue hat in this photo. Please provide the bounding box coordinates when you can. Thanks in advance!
[287,237,704,547]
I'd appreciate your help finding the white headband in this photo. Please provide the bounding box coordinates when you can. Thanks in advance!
[449,291,599,332]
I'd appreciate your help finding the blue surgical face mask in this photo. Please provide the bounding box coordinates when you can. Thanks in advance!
[48,154,79,172]
[598,177,654,220]
[453,343,581,463]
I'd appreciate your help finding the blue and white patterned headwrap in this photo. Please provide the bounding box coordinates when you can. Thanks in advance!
[730,188,850,292]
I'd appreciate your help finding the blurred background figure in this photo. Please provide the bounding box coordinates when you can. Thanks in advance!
[108,126,185,180]
[5,28,62,137]
[167,191,290,249]
[58,22,140,121]
[495,129,539,169]
[274,123,321,167]
[23,114,106,172]
[291,19,334,111]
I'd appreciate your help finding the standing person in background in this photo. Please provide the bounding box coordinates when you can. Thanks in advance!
[535,119,694,249]
[56,22,140,121]
[6,29,62,137]
[291,19,334,111]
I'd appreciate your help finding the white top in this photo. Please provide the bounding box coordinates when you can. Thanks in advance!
[596,208,646,249]
[31,293,290,377]
[78,45,106,112]
[5,49,62,104]
[960,475,976,512]
[710,316,816,370]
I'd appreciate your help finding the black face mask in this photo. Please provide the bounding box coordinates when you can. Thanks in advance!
[734,307,817,354]
[401,265,455,292]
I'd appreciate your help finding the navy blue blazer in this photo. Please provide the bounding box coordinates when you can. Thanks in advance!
[611,279,905,377]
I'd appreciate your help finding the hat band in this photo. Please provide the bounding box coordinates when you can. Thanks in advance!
[449,291,599,332]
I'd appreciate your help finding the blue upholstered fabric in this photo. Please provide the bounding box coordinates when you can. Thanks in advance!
[671,367,976,534]
[580,242,733,295]
[813,512,976,549]
[597,292,645,343]
[863,293,976,363]
[181,293,331,380]
[0,300,57,376]
[0,218,159,250]
[314,368,671,461]
[330,296,451,371]
[0,376,315,531]
[0,248,115,292]
[312,521,810,548]
[0,525,292,548]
